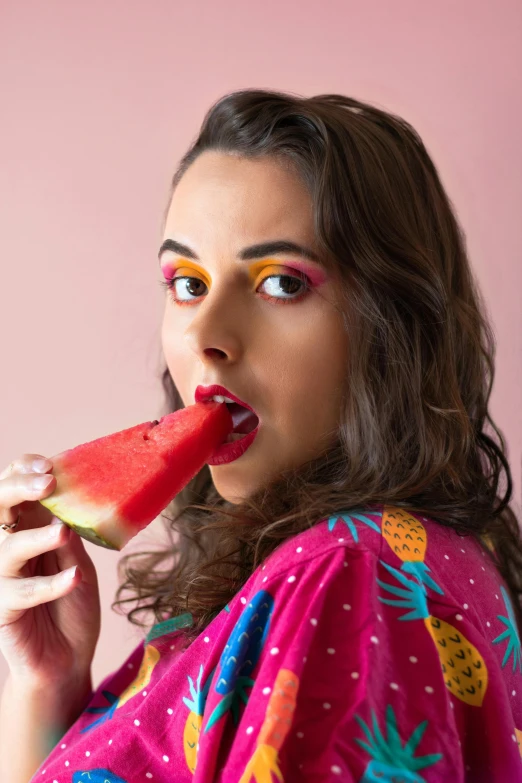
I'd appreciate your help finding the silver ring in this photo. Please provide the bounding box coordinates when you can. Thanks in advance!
[1,510,21,533]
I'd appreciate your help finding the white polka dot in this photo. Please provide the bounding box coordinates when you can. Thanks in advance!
[163,755,169,762]
[409,656,418,663]
[463,604,469,609]
[288,575,296,583]
[343,561,348,567]
[270,647,279,655]
[170,644,175,650]
[108,739,113,745]
[512,734,517,742]
[134,719,140,726]
[377,614,382,622]
[343,604,351,610]
[425,686,434,694]
[319,582,323,588]
[204,636,210,643]
[262,576,267,583]
[444,554,450,560]
[327,648,335,654]
[469,579,474,584]
[143,691,147,696]
[61,743,66,749]
[351,671,359,679]
[487,621,491,627]
[371,636,379,644]
[495,594,499,600]
[450,702,454,709]
[246,726,253,734]
[331,766,342,775]
[455,614,463,621]
[338,537,344,542]
[296,546,303,553]
[65,760,70,766]
[461,549,465,553]
[167,708,173,714]
[262,564,266,570]
[482,566,486,571]
[146,775,153,780]
[241,596,247,604]
[297,731,304,738]
[303,656,307,663]
[128,663,134,668]
[513,690,517,696]
[262,687,271,695]
[310,618,318,626]
[323,702,331,709]
[390,683,399,690]
[85,751,90,757]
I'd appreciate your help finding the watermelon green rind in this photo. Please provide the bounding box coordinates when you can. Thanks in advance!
[39,402,233,550]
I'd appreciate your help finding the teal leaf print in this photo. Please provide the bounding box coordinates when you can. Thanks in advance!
[327,507,381,543]
[492,585,522,673]
[73,771,128,782]
[355,704,443,782]
[377,560,429,622]
[80,691,119,734]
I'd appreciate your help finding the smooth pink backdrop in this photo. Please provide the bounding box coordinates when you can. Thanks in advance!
[1,0,521,691]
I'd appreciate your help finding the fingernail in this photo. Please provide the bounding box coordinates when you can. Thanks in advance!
[59,565,77,583]
[32,475,53,490]
[48,521,64,536]
[33,459,51,473]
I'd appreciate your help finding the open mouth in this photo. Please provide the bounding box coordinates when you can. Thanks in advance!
[225,402,260,442]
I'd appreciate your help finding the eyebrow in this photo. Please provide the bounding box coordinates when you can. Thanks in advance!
[158,238,322,265]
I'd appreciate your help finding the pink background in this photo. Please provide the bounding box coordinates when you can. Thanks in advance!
[1,0,521,691]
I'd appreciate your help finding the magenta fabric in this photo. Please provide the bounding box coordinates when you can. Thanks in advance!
[30,506,522,782]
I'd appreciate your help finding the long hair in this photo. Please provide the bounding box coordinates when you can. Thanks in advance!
[112,88,522,638]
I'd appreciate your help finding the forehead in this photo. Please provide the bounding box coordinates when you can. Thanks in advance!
[163,151,315,246]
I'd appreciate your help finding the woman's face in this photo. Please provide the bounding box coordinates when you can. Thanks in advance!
[160,151,348,504]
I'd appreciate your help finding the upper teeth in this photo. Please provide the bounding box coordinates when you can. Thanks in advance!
[211,395,235,404]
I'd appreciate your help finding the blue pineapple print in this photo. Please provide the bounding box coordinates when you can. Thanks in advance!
[327,507,381,542]
[73,770,128,782]
[204,589,274,732]
[492,585,522,672]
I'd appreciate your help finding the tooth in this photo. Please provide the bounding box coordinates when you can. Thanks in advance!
[212,395,226,403]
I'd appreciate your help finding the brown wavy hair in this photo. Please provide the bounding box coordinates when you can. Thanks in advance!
[112,88,522,639]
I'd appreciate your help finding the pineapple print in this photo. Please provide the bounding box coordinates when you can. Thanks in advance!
[81,643,162,733]
[515,728,522,758]
[326,506,381,542]
[378,561,488,706]
[239,669,299,783]
[182,664,214,774]
[492,585,522,673]
[354,704,443,782]
[381,506,443,595]
[205,590,274,733]
[72,770,128,782]
[81,613,194,733]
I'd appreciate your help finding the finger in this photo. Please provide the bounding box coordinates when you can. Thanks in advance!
[0,455,53,482]
[0,471,56,526]
[0,522,71,579]
[0,565,81,621]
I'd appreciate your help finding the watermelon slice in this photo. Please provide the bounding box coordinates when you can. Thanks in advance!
[39,401,233,550]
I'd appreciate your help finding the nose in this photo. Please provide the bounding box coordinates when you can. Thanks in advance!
[182,292,245,365]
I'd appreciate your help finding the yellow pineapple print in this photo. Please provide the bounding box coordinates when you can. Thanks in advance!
[381,506,443,595]
[182,664,214,774]
[118,644,161,708]
[378,560,488,707]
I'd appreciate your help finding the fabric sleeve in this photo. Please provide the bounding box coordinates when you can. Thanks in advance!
[199,545,463,782]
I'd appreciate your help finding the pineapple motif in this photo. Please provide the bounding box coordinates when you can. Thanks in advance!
[239,669,299,783]
[378,561,488,707]
[326,506,381,542]
[72,770,128,782]
[515,728,522,758]
[204,590,274,733]
[492,585,522,673]
[354,704,443,782]
[182,664,214,774]
[380,506,442,595]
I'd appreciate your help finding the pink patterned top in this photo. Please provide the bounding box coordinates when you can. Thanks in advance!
[30,506,522,782]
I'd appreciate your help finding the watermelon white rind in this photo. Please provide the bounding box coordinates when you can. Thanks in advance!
[39,401,233,550]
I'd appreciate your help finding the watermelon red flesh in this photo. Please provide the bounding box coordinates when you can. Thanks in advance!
[39,401,233,550]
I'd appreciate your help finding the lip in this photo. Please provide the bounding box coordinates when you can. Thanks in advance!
[195,384,260,465]
[195,384,258,416]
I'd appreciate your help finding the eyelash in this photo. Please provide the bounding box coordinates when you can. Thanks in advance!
[157,269,312,307]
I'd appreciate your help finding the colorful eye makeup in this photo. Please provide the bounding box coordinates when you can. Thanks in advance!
[159,256,328,307]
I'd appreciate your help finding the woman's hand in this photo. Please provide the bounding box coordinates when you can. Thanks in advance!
[0,454,101,688]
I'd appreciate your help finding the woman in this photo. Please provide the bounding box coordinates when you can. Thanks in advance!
[1,89,521,782]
